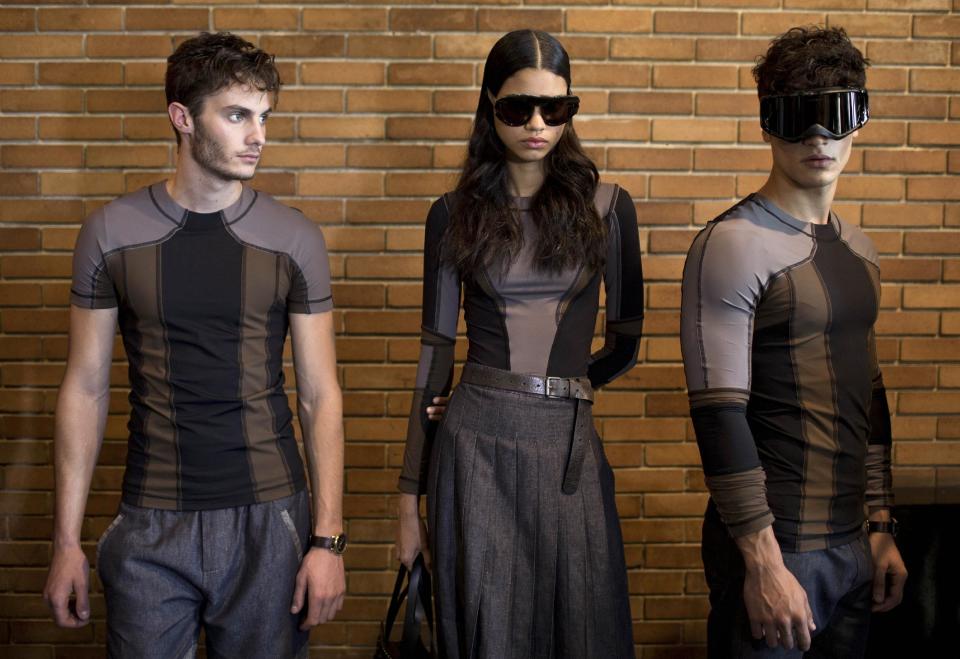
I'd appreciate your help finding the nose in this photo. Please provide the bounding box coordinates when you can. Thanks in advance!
[525,107,546,131]
[248,120,266,146]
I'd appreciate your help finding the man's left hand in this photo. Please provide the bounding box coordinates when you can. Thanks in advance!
[291,547,346,630]
[868,532,907,612]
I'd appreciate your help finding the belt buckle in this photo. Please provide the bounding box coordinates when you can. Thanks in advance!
[545,377,569,399]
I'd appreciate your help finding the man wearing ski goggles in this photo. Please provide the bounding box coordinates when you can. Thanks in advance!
[760,87,869,142]
[683,26,906,659]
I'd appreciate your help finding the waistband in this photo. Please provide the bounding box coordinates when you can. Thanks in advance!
[460,363,594,403]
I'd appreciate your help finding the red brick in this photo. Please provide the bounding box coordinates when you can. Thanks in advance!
[653,65,738,89]
[827,13,910,37]
[301,62,384,86]
[0,62,35,85]
[913,15,960,38]
[477,8,562,32]
[608,147,692,171]
[572,63,652,89]
[655,11,737,34]
[742,12,825,36]
[872,94,948,120]
[390,9,474,32]
[388,63,473,86]
[214,8,300,30]
[911,69,960,93]
[125,8,209,31]
[865,149,947,174]
[299,172,382,198]
[38,8,121,31]
[695,37,769,62]
[386,117,471,141]
[611,36,694,61]
[38,62,123,85]
[0,35,83,58]
[1,89,83,113]
[348,35,430,60]
[609,92,693,115]
[908,177,960,201]
[300,117,384,140]
[567,9,653,34]
[0,8,35,31]
[87,89,166,114]
[576,118,650,141]
[347,89,431,114]
[346,145,432,170]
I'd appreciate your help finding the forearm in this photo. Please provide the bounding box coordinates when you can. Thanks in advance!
[735,525,786,573]
[52,382,108,548]
[300,390,344,536]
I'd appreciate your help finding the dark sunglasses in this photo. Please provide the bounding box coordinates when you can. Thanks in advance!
[760,88,869,142]
[493,94,580,127]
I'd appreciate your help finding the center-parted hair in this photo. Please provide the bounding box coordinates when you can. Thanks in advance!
[445,30,605,278]
[753,26,869,98]
[165,32,281,144]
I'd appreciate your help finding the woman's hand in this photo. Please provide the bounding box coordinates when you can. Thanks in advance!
[426,395,449,421]
[397,493,431,570]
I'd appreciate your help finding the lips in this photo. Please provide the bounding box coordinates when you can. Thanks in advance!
[238,153,260,162]
[522,139,547,148]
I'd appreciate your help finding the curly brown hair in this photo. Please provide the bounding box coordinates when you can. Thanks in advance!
[752,26,868,98]
[165,32,281,144]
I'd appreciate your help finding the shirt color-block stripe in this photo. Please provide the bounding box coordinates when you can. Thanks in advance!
[681,194,893,551]
[70,183,332,511]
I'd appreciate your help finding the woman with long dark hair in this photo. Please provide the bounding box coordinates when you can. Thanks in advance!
[396,30,644,659]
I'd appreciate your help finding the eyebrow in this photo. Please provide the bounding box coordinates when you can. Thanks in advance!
[223,105,272,116]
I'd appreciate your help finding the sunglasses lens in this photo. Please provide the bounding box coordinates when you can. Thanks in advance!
[541,98,579,126]
[495,98,534,127]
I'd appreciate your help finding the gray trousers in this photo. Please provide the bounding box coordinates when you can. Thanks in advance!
[97,490,311,659]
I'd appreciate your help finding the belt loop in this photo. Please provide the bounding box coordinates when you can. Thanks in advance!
[561,398,590,495]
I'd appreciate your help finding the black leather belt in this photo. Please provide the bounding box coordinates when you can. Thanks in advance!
[460,363,594,494]
[460,363,594,403]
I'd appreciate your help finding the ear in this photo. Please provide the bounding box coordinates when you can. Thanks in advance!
[486,89,497,105]
[761,131,772,144]
[168,102,194,140]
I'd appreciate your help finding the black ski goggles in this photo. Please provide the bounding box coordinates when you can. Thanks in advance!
[759,88,869,142]
[493,94,580,127]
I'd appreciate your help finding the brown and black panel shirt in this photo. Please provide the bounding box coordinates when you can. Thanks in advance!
[399,184,645,495]
[681,194,894,552]
[71,183,333,511]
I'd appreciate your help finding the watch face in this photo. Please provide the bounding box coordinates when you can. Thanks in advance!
[334,534,347,554]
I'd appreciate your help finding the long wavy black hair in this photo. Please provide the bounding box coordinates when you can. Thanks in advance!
[445,30,605,278]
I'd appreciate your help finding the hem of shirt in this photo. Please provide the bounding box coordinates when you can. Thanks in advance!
[397,476,423,496]
[121,480,306,511]
[773,524,865,553]
[288,299,334,314]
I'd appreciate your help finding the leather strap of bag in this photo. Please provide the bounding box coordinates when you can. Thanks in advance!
[401,553,434,656]
[382,561,410,644]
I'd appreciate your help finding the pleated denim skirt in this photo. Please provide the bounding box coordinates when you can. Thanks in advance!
[426,378,635,659]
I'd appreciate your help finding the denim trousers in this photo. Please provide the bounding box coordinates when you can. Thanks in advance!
[702,501,874,659]
[97,489,311,659]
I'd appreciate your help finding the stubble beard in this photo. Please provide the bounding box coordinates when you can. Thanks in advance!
[190,118,255,182]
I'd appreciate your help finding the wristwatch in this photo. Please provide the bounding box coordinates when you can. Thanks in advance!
[309,533,348,555]
[867,518,898,537]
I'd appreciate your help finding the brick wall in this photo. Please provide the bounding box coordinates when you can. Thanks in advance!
[1,1,957,656]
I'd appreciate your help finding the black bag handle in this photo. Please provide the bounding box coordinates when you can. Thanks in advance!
[401,554,434,656]
[382,554,434,657]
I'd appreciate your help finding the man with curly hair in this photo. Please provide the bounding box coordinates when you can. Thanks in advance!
[43,33,346,658]
[681,26,907,657]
